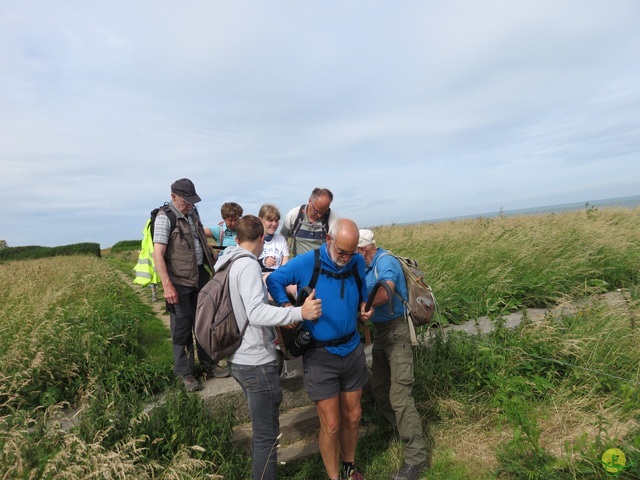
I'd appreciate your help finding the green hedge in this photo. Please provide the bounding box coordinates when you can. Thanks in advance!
[0,243,101,262]
[110,240,141,253]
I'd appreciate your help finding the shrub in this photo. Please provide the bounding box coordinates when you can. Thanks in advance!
[110,240,141,253]
[0,243,101,262]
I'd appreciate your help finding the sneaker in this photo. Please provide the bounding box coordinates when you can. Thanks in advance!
[205,363,230,379]
[341,468,366,480]
[390,462,429,480]
[183,375,202,393]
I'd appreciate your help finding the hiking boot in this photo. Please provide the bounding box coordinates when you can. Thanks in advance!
[390,462,429,480]
[205,363,230,379]
[183,375,202,393]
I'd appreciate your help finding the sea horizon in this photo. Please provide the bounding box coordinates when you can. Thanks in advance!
[419,194,640,225]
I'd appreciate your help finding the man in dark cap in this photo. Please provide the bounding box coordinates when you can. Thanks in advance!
[153,178,228,392]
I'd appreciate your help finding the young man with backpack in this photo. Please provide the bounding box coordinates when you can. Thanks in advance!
[152,178,228,393]
[267,219,372,480]
[217,215,322,480]
[357,229,430,480]
[279,188,339,256]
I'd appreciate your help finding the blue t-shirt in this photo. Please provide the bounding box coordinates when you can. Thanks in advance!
[266,243,368,357]
[209,222,237,255]
[365,248,409,324]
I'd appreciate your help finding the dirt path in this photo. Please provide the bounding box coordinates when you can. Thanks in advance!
[118,270,170,328]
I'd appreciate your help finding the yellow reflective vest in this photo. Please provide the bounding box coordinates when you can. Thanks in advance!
[133,219,160,286]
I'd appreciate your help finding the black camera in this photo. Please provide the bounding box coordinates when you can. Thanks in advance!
[287,329,312,357]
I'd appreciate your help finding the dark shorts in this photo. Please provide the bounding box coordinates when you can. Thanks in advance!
[302,342,368,401]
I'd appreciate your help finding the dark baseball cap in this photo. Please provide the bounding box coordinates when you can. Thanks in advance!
[171,178,201,204]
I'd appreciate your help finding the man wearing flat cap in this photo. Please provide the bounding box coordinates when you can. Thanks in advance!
[357,229,429,480]
[153,178,223,393]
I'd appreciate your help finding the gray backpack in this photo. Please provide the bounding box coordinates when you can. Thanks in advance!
[195,255,253,361]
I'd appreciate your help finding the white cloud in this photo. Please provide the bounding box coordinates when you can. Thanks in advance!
[1,0,639,247]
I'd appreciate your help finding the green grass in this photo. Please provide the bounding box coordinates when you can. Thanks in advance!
[1,207,639,479]
[374,207,640,323]
[102,244,172,365]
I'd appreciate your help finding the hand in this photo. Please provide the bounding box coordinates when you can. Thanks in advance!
[359,302,373,322]
[301,289,322,321]
[164,283,178,304]
[264,256,276,268]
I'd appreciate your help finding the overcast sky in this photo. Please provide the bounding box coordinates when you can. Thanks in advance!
[1,1,639,248]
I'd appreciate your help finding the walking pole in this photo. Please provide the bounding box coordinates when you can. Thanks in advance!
[362,281,395,345]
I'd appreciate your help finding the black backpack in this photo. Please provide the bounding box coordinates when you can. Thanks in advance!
[148,203,177,239]
[148,203,210,248]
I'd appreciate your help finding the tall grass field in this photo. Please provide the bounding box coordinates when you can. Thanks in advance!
[1,206,639,479]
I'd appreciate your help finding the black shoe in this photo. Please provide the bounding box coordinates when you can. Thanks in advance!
[390,462,429,480]
[205,364,230,378]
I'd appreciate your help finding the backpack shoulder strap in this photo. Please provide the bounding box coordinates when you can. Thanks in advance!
[218,253,254,273]
[290,204,306,256]
[308,248,363,304]
[321,208,331,232]
[372,252,390,279]
[217,221,225,247]
[351,261,363,304]
[222,253,256,333]
[190,204,202,227]
[161,203,177,232]
[308,248,322,290]
[292,204,307,235]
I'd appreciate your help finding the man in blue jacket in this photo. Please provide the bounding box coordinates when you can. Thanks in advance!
[267,218,372,480]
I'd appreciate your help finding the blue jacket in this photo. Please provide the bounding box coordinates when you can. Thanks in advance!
[266,243,368,356]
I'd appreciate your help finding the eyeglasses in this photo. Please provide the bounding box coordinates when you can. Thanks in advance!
[330,240,358,258]
[309,201,328,217]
